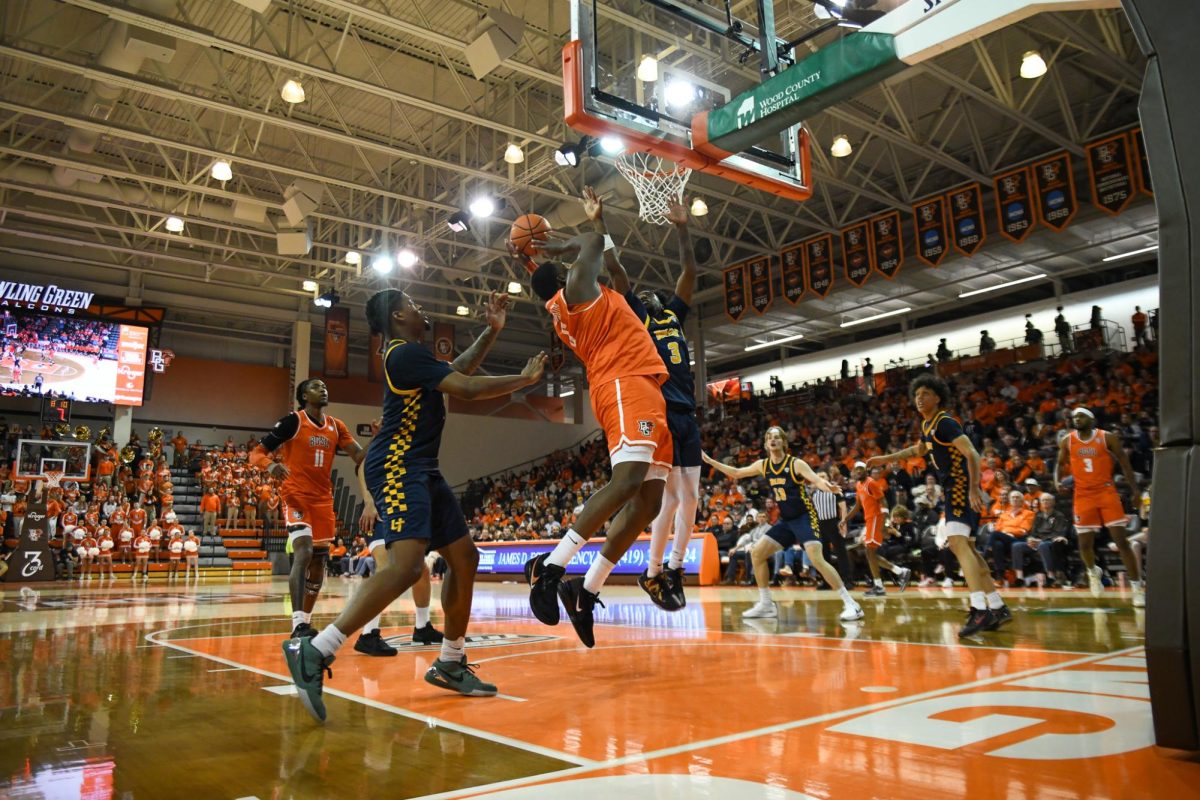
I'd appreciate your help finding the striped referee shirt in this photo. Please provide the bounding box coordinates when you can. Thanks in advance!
[810,488,842,521]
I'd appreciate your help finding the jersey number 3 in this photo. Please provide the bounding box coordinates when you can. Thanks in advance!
[666,341,683,365]
[1082,457,1093,473]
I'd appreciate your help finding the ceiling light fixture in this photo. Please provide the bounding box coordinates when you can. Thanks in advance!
[507,281,522,294]
[1020,50,1048,79]
[469,196,496,217]
[448,211,470,232]
[456,305,470,316]
[396,249,418,269]
[637,55,659,82]
[281,79,305,104]
[664,79,697,109]
[840,306,913,328]
[957,274,1047,299]
[313,290,339,309]
[745,333,804,352]
[372,255,394,275]
[344,250,361,266]
[598,135,624,155]
[554,138,587,167]
[210,160,232,181]
[690,198,709,216]
[503,143,525,164]
[302,280,318,292]
[1102,244,1158,262]
[164,216,184,233]
[560,390,575,398]
[830,134,852,158]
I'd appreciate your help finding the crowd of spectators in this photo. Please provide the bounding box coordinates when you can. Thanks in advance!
[462,343,1158,589]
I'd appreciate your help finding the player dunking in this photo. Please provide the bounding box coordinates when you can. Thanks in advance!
[870,375,1012,636]
[842,462,912,596]
[283,289,546,723]
[1055,407,1144,607]
[250,380,365,639]
[704,427,864,623]
[582,188,700,611]
[518,210,676,648]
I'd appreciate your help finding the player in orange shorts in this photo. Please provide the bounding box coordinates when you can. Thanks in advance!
[251,380,366,639]
[1055,407,1144,607]
[841,462,911,596]
[518,188,673,648]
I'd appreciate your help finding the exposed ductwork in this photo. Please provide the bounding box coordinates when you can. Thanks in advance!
[52,0,178,187]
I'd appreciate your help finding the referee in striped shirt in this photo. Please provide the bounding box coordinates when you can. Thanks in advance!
[811,472,853,587]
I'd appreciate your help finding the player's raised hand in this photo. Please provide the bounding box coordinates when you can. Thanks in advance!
[582,186,604,221]
[665,199,688,226]
[485,291,509,332]
[270,462,289,480]
[521,352,548,383]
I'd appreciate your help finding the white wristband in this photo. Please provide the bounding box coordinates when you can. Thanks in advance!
[603,234,615,252]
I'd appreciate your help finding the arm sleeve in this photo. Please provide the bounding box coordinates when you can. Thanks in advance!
[623,290,650,325]
[665,294,689,322]
[386,342,453,392]
[256,413,300,454]
[933,415,964,445]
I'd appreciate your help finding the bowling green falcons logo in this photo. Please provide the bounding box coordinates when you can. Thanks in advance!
[954,192,972,211]
[638,420,655,436]
[1096,143,1116,164]
[875,218,892,236]
[919,204,936,222]
[811,241,825,257]
[292,509,302,520]
[1041,162,1060,181]
[752,262,766,278]
[1001,176,1020,195]
[847,229,862,246]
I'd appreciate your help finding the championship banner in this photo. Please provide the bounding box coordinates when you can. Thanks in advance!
[323,306,349,378]
[802,234,834,298]
[747,256,773,314]
[841,222,874,287]
[1086,133,1135,216]
[549,327,565,372]
[869,211,903,279]
[912,195,949,267]
[779,244,805,304]
[433,322,455,362]
[723,263,748,322]
[367,331,384,383]
[947,183,986,257]
[993,166,1036,243]
[1130,127,1152,196]
[1032,152,1077,232]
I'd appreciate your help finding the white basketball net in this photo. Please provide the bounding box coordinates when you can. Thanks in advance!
[615,152,692,225]
[42,469,64,491]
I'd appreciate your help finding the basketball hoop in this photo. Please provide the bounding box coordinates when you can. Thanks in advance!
[42,469,64,492]
[614,152,692,226]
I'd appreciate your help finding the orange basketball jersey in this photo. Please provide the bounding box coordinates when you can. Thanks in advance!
[1068,429,1116,493]
[278,412,355,498]
[856,476,887,519]
[545,284,666,388]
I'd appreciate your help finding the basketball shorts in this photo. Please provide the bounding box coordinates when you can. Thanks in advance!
[369,468,468,552]
[591,375,672,481]
[666,405,702,469]
[368,519,387,554]
[765,516,819,549]
[942,477,979,539]
[1073,488,1127,530]
[862,514,885,548]
[282,491,336,546]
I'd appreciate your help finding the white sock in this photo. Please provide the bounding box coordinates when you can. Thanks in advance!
[669,467,700,571]
[986,591,1005,610]
[362,614,381,636]
[758,587,772,604]
[583,555,616,595]
[1132,580,1143,590]
[439,636,465,664]
[838,587,853,605]
[885,563,901,575]
[292,611,306,628]
[970,591,987,611]
[415,605,430,628]
[873,578,884,588]
[311,624,347,658]
[667,545,687,571]
[547,529,587,568]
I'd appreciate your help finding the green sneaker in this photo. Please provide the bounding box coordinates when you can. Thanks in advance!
[424,657,497,697]
[282,636,335,723]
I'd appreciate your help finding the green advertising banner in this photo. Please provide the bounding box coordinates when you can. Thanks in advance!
[705,33,902,156]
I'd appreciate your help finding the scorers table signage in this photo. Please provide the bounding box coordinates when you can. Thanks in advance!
[476,534,719,584]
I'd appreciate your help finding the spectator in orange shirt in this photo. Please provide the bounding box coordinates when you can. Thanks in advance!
[984,490,1036,580]
[1131,305,1148,347]
[171,432,188,467]
[95,456,115,488]
[200,489,220,536]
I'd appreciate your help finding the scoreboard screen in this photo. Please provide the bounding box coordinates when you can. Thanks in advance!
[40,396,72,425]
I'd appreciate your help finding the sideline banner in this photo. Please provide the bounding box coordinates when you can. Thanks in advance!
[476,533,720,585]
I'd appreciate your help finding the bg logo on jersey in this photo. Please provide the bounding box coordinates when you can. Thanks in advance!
[309,435,330,449]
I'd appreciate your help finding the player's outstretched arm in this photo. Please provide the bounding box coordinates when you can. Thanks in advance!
[248,413,299,477]
[701,451,763,481]
[437,353,547,401]
[665,200,696,305]
[581,186,632,295]
[452,291,508,376]
[1053,435,1070,491]
[866,441,927,467]
[791,457,837,494]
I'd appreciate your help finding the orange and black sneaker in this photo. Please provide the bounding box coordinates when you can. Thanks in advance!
[662,566,688,609]
[638,568,683,612]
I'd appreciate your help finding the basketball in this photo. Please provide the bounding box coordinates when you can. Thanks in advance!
[509,213,551,256]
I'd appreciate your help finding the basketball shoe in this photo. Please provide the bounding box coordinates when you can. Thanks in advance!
[558,576,604,648]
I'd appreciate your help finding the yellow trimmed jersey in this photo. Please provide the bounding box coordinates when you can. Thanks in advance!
[364,338,453,476]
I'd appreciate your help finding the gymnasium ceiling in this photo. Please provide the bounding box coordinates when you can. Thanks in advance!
[0,0,1154,381]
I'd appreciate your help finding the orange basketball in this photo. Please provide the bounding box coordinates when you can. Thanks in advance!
[509,213,552,256]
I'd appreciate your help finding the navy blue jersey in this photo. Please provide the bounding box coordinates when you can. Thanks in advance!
[364,339,453,475]
[921,411,968,489]
[762,455,819,529]
[625,292,695,409]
